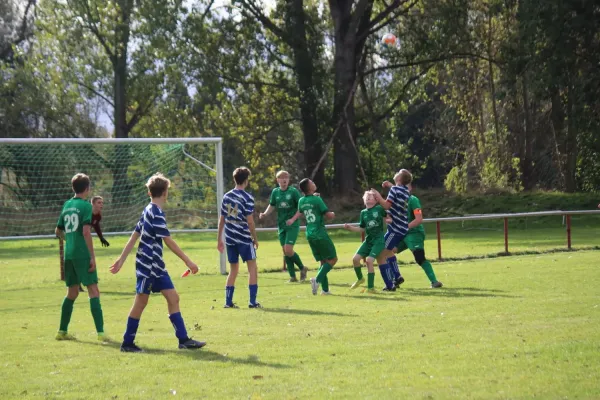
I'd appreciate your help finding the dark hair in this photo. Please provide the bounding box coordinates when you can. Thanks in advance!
[299,178,311,194]
[146,173,171,198]
[71,173,90,194]
[233,167,251,185]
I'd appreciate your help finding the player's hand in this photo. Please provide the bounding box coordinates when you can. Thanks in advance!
[259,212,265,220]
[110,259,123,274]
[88,258,97,273]
[314,192,320,197]
[253,238,259,249]
[286,219,294,226]
[101,238,110,247]
[382,181,393,189]
[370,189,382,201]
[385,217,392,224]
[186,260,199,274]
[217,239,225,253]
[344,223,351,230]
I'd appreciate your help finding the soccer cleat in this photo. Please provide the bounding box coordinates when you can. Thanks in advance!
[179,338,206,349]
[97,333,111,342]
[300,267,309,282]
[431,281,443,288]
[120,343,143,353]
[382,286,396,292]
[350,277,365,289]
[55,331,76,341]
[224,303,239,309]
[362,288,377,294]
[310,277,318,295]
[394,276,405,287]
[248,302,263,309]
[287,277,298,283]
[320,291,332,296]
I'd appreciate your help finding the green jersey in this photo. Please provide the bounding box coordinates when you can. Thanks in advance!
[269,186,301,233]
[359,204,387,242]
[298,194,329,240]
[407,195,425,234]
[56,197,92,260]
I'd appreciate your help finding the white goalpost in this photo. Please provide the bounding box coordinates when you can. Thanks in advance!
[0,137,227,274]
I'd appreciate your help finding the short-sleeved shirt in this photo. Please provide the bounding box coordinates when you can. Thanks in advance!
[269,186,301,233]
[359,205,387,242]
[57,197,92,260]
[407,195,425,234]
[386,185,410,235]
[134,203,170,278]
[221,189,255,246]
[298,195,329,240]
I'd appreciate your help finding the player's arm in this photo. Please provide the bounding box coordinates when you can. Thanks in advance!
[164,236,198,274]
[286,211,303,226]
[92,218,110,247]
[110,231,140,274]
[217,215,226,253]
[371,188,392,210]
[55,227,65,241]
[344,223,363,233]
[324,211,335,220]
[247,214,259,249]
[259,204,275,219]
[82,224,96,272]
[319,197,335,220]
[408,209,423,229]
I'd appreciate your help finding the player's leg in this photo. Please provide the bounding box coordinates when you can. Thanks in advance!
[160,282,207,349]
[280,232,295,281]
[287,226,307,280]
[391,241,409,287]
[363,256,377,292]
[351,242,369,289]
[224,244,240,308]
[379,231,400,290]
[56,260,81,340]
[308,241,322,295]
[242,243,261,308]
[79,259,105,339]
[315,237,337,294]
[408,233,443,288]
[121,280,151,352]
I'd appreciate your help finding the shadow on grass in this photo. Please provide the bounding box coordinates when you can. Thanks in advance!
[340,293,410,302]
[78,339,291,369]
[260,307,356,317]
[401,287,518,298]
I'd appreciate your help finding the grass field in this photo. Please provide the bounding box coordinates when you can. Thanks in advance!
[1,228,600,399]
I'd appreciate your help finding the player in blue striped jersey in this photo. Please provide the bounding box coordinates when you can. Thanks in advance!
[371,169,412,290]
[111,173,206,352]
[217,167,262,309]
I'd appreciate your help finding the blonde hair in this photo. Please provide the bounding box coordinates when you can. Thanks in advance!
[91,196,103,204]
[362,190,375,204]
[276,170,290,179]
[394,169,413,186]
[146,173,171,198]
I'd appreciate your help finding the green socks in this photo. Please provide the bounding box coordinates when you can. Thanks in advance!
[421,261,438,283]
[354,267,363,280]
[316,263,332,285]
[291,252,304,269]
[321,275,329,292]
[89,297,104,334]
[367,272,375,289]
[285,256,296,278]
[59,297,75,332]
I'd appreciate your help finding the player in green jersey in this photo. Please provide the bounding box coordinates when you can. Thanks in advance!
[259,171,308,283]
[287,178,337,295]
[386,182,443,288]
[344,190,387,293]
[54,173,106,341]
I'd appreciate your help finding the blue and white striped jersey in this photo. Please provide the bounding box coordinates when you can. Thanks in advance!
[221,189,255,246]
[386,185,410,235]
[134,203,170,278]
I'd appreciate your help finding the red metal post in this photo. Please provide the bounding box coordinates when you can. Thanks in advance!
[504,217,509,254]
[566,214,572,250]
[436,221,442,260]
[361,231,365,242]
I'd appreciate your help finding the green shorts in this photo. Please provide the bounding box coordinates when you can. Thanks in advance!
[356,238,385,259]
[397,232,425,253]
[307,235,337,262]
[279,226,300,246]
[64,258,98,287]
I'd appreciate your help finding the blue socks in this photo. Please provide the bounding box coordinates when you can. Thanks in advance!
[378,264,394,289]
[169,312,189,344]
[249,284,258,305]
[388,256,401,280]
[123,316,140,345]
[225,286,235,306]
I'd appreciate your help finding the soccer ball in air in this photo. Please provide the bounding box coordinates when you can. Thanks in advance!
[381,33,398,50]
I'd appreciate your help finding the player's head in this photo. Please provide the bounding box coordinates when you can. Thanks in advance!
[299,178,316,195]
[91,196,104,214]
[146,173,171,200]
[233,167,251,188]
[276,170,290,190]
[363,191,376,208]
[393,169,413,186]
[71,173,91,198]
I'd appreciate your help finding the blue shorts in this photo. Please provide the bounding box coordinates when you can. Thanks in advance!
[226,242,256,264]
[136,273,175,295]
[384,229,406,251]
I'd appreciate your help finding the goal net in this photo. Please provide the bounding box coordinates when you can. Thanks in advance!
[0,138,226,273]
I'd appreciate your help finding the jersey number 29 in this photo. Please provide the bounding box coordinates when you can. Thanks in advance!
[64,213,79,233]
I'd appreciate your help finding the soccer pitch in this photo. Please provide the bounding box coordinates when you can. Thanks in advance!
[1,231,599,399]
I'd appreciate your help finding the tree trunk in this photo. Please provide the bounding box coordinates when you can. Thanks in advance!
[564,85,578,192]
[287,0,325,190]
[521,73,534,190]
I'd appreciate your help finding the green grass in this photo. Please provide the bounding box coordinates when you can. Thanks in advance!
[1,230,600,399]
